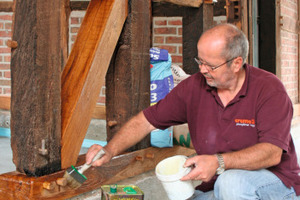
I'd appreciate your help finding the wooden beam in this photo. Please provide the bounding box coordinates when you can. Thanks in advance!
[276,0,282,78]
[92,105,106,119]
[152,2,184,17]
[0,96,10,110]
[0,1,14,12]
[70,1,89,11]
[0,146,196,200]
[10,0,68,176]
[0,1,89,12]
[182,4,214,74]
[226,0,242,29]
[240,0,248,38]
[152,0,203,8]
[213,0,226,16]
[0,96,106,119]
[61,0,128,169]
[106,0,151,152]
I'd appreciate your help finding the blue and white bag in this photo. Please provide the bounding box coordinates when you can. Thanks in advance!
[149,47,174,147]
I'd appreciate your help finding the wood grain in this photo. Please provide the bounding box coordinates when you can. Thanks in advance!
[61,0,128,169]
[105,0,151,152]
[0,146,196,200]
[0,1,14,12]
[10,0,68,176]
[152,0,203,7]
[182,4,213,75]
[0,96,10,110]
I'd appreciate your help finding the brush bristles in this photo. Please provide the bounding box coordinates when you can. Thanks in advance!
[63,171,82,188]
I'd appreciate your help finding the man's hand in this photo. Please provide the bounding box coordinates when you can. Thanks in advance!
[181,155,219,182]
[86,144,113,167]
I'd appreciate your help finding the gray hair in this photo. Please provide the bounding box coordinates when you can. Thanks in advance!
[220,23,249,64]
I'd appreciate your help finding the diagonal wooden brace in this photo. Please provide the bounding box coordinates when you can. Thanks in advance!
[61,0,128,169]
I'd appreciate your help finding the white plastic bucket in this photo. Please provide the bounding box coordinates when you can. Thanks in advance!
[155,155,194,200]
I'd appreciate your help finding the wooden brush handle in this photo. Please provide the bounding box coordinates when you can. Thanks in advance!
[78,149,106,174]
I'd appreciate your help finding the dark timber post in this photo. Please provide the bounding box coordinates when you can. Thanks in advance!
[106,0,151,151]
[10,0,69,176]
[182,3,214,74]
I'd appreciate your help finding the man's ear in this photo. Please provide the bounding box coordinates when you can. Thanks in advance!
[232,57,243,72]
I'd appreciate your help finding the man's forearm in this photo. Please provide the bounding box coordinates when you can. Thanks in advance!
[223,143,282,170]
[104,111,156,157]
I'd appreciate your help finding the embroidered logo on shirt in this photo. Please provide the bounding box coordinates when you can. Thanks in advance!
[235,118,255,128]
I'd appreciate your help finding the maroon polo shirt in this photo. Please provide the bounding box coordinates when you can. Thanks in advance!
[143,64,300,195]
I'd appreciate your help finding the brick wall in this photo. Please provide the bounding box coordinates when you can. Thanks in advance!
[0,12,12,96]
[280,0,299,104]
[0,4,298,107]
[153,17,183,67]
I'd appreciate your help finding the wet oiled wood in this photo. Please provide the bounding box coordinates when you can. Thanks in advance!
[61,0,128,169]
[0,146,196,200]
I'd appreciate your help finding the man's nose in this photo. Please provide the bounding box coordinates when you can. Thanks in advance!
[199,65,209,74]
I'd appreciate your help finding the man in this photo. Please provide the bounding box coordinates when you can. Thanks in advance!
[86,23,300,199]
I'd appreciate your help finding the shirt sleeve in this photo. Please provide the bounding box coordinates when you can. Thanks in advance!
[256,91,293,152]
[143,77,190,130]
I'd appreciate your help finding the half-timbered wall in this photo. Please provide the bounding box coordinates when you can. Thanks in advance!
[0,0,300,125]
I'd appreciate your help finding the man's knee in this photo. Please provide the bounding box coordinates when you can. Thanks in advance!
[214,170,254,200]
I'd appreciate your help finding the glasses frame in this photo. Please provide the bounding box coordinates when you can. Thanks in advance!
[194,57,237,71]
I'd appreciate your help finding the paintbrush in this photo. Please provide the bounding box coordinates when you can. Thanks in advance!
[63,148,106,188]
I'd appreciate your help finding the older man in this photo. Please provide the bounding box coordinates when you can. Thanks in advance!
[87,23,300,199]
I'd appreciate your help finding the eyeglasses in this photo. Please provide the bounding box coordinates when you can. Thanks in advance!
[194,57,237,71]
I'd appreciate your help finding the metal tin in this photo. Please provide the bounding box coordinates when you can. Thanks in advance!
[101,185,144,200]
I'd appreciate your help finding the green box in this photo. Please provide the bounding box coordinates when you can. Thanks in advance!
[101,185,144,200]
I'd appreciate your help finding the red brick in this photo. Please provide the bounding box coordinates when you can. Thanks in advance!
[178,46,182,54]
[154,27,177,35]
[0,71,2,77]
[0,79,10,86]
[155,20,167,26]
[4,55,10,62]
[71,35,77,42]
[97,96,106,104]
[157,45,177,54]
[0,22,4,30]
[3,87,10,95]
[0,64,10,70]
[4,71,10,78]
[71,17,80,24]
[168,19,182,26]
[153,36,164,44]
[0,88,2,94]
[178,27,182,35]
[0,15,13,21]
[166,36,182,44]
[5,22,12,30]
[70,27,80,34]
[0,31,12,37]
[171,55,183,63]
[0,48,11,54]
